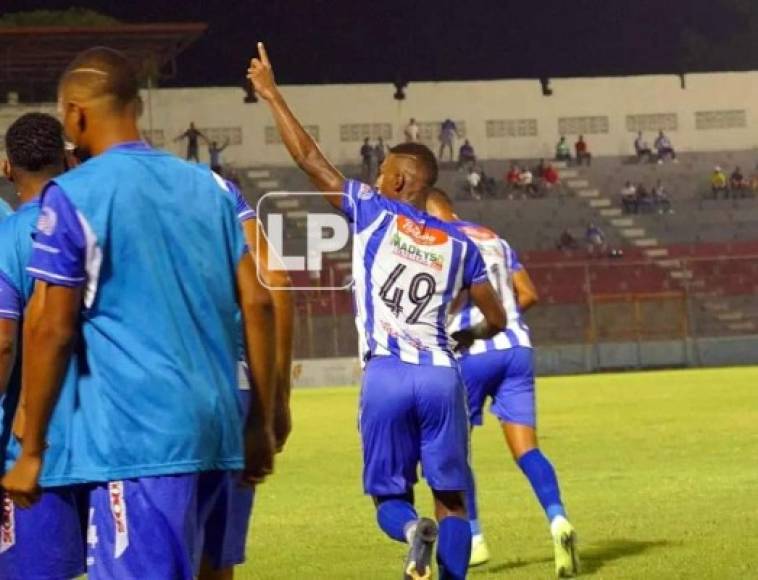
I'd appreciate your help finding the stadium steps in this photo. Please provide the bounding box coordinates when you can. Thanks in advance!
[564,161,755,335]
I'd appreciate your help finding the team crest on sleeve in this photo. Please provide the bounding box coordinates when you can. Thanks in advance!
[37,206,58,236]
[357,183,375,200]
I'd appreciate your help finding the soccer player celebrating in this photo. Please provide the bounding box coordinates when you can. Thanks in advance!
[426,190,580,577]
[0,113,88,580]
[249,43,506,580]
[0,48,280,579]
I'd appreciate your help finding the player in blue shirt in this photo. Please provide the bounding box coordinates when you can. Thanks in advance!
[0,112,88,580]
[0,48,280,580]
[249,43,506,580]
[426,190,579,577]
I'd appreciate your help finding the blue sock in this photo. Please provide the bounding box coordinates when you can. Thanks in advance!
[376,499,418,543]
[517,448,566,522]
[465,465,482,536]
[437,516,472,580]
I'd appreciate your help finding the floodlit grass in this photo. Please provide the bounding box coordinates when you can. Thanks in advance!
[241,367,758,579]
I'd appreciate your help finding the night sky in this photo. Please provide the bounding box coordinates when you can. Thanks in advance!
[7,0,757,87]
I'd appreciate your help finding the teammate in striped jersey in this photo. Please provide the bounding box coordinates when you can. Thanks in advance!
[249,43,506,580]
[426,190,579,578]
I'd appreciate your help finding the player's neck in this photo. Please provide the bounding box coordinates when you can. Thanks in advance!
[402,189,428,212]
[16,175,52,204]
[88,120,142,156]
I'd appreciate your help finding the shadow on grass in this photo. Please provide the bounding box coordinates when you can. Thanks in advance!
[478,538,674,576]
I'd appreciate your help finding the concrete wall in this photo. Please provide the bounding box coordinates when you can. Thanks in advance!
[1,72,756,166]
[291,335,758,388]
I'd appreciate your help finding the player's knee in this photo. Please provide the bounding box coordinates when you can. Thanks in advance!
[373,490,414,509]
[432,489,466,518]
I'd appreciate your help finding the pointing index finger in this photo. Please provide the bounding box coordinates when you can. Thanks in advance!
[257,42,270,67]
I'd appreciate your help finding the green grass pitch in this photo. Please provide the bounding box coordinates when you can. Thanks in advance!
[240,367,758,579]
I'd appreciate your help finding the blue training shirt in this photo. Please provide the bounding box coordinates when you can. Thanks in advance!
[0,199,82,479]
[25,142,248,484]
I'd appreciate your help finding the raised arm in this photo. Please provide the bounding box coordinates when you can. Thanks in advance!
[247,43,345,208]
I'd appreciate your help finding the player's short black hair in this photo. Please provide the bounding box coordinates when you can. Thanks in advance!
[5,113,65,172]
[389,142,439,186]
[60,47,139,109]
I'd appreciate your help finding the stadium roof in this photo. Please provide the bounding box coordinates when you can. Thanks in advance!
[0,22,207,94]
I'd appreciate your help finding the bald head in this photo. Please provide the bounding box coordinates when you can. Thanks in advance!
[425,187,457,222]
[59,47,140,111]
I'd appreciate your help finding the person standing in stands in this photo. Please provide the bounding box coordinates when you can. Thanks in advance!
[175,121,207,163]
[208,137,230,175]
[439,118,459,162]
[574,135,592,166]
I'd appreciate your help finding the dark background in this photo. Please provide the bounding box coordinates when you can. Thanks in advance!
[5,0,757,86]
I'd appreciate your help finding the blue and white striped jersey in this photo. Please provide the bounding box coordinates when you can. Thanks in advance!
[448,220,532,354]
[343,180,488,367]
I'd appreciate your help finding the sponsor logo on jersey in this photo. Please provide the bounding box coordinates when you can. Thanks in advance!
[398,216,448,245]
[0,494,15,553]
[109,481,130,558]
[391,217,446,270]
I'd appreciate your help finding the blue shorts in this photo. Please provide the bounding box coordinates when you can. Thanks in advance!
[202,382,255,570]
[86,471,244,580]
[359,356,470,496]
[0,487,87,580]
[459,346,536,428]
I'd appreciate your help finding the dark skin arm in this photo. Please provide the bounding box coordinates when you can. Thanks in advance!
[243,219,294,453]
[0,319,18,396]
[236,253,277,485]
[513,268,539,312]
[248,43,345,208]
[451,281,507,351]
[1,283,81,508]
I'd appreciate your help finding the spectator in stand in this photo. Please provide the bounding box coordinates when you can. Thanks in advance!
[555,136,571,163]
[438,118,459,161]
[404,118,419,142]
[174,122,206,162]
[360,137,373,182]
[208,138,230,175]
[711,166,728,198]
[575,135,592,166]
[374,137,387,168]
[585,222,607,256]
[517,165,538,197]
[654,130,677,163]
[621,181,638,214]
[636,182,654,213]
[634,131,653,163]
[653,180,673,213]
[505,163,520,194]
[557,229,579,251]
[729,166,748,197]
[466,166,482,199]
[541,162,560,190]
[457,139,476,169]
